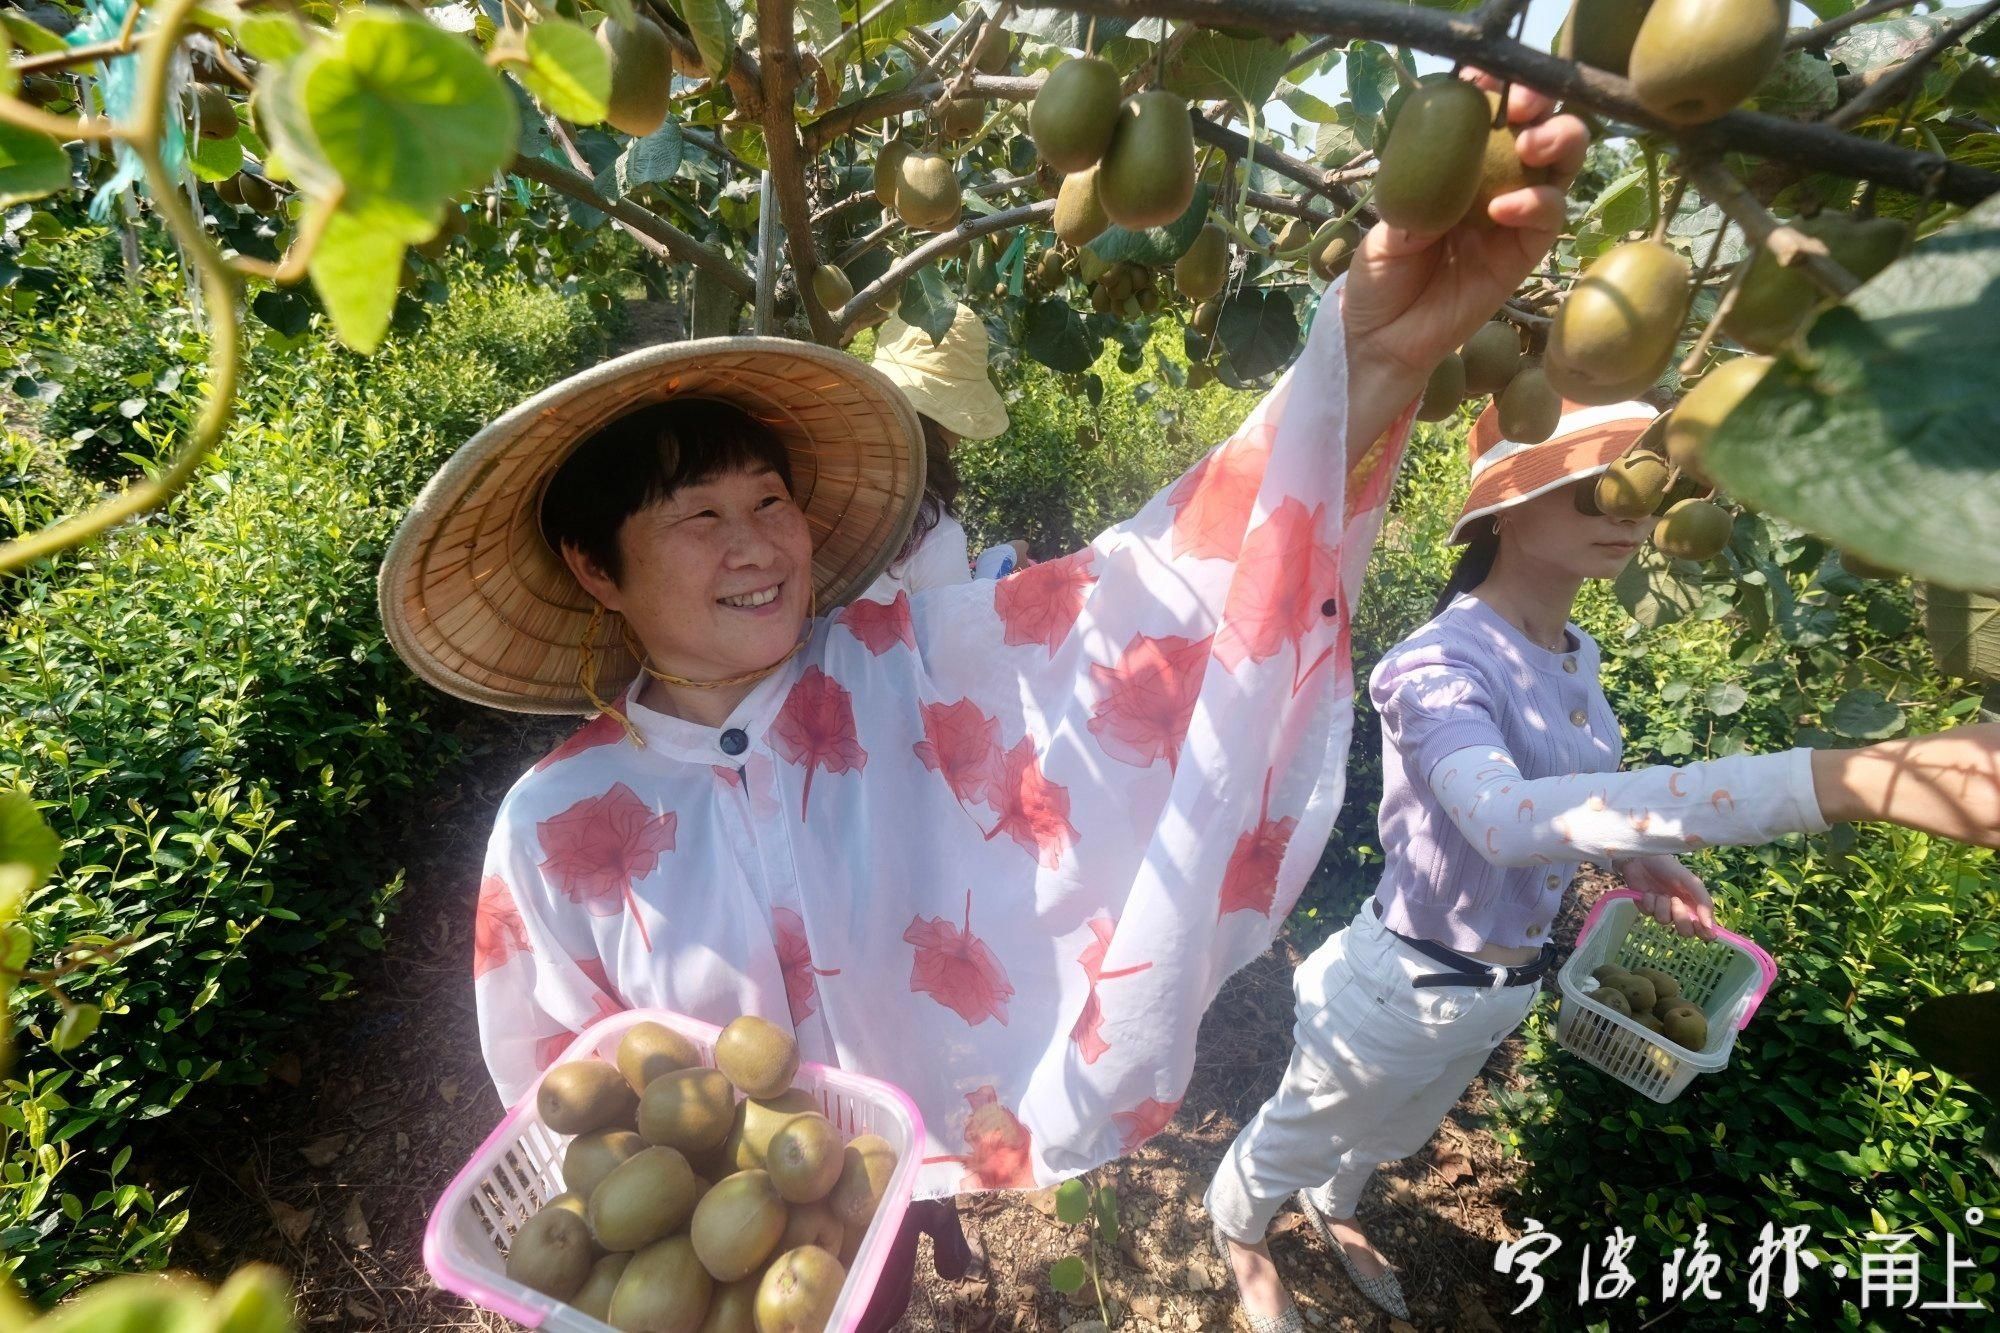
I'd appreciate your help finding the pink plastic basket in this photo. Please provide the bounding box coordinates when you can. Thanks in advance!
[424,1008,924,1331]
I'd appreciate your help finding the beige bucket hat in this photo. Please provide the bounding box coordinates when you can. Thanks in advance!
[871,305,1011,442]
[377,337,926,714]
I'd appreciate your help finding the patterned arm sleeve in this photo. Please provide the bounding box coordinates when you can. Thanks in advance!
[1428,743,1830,867]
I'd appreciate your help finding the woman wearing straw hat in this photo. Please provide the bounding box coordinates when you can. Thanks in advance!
[862,304,1031,602]
[1202,395,2000,1326]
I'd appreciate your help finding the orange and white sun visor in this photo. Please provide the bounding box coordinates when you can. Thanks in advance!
[1447,397,1659,544]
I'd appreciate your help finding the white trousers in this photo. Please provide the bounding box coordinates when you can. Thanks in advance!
[1206,899,1540,1241]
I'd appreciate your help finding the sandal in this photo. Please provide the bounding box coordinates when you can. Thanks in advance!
[1209,1222,1305,1333]
[1293,1189,1411,1321]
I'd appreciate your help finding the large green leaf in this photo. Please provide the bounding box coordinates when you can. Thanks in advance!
[1005,11,1151,49]
[1164,32,1301,108]
[0,123,69,208]
[308,200,418,353]
[1022,299,1096,374]
[1086,183,1210,266]
[1703,191,2000,591]
[1752,52,1838,119]
[298,8,518,230]
[0,791,61,911]
[1906,991,2000,1105]
[1054,1178,1089,1225]
[1343,42,1401,125]
[512,18,611,125]
[897,266,956,344]
[667,0,738,77]
[1216,286,1298,381]
[190,132,243,183]
[1615,548,1704,628]
[600,121,685,197]
[1826,688,1905,739]
[237,12,311,63]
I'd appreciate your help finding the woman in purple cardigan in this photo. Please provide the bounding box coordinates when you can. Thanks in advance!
[1203,395,2000,1329]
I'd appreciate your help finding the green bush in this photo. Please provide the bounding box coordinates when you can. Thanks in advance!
[0,267,608,1300]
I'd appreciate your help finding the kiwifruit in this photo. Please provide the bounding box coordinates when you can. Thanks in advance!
[873,138,912,208]
[539,1059,639,1136]
[827,1133,897,1231]
[1469,91,1554,226]
[1054,166,1111,248]
[810,264,855,313]
[780,1198,845,1254]
[1097,90,1198,230]
[1459,321,1522,397]
[1187,361,1215,390]
[895,152,961,232]
[1594,452,1672,519]
[598,14,675,137]
[1595,985,1634,1018]
[971,20,1013,74]
[191,84,236,139]
[766,1112,845,1205]
[1664,355,1771,485]
[1309,220,1362,282]
[1191,299,1220,335]
[1839,550,1902,581]
[506,1203,595,1300]
[1545,240,1691,405]
[1608,971,1658,1015]
[617,1020,702,1093]
[238,173,279,214]
[1592,963,1633,986]
[1634,1010,1667,1034]
[1721,213,1909,353]
[214,174,247,208]
[1373,78,1492,233]
[1174,224,1228,301]
[565,1129,645,1200]
[699,1276,760,1333]
[18,73,69,109]
[588,1146,703,1252]
[1630,966,1681,1004]
[547,1191,590,1218]
[714,1016,799,1101]
[1653,499,1734,561]
[1496,365,1563,443]
[1628,0,1787,126]
[1030,56,1121,172]
[691,1170,789,1282]
[755,1246,846,1333]
[1557,0,1651,76]
[941,96,985,139]
[1660,1002,1709,1051]
[609,1234,713,1333]
[1274,216,1312,255]
[724,1089,820,1171]
[1417,353,1467,422]
[572,1252,631,1322]
[638,1067,739,1155]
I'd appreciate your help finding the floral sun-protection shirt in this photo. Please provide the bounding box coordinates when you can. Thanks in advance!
[473,284,1418,1197]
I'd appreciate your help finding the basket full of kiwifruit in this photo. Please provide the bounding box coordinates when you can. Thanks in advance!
[1554,889,1778,1103]
[424,1009,921,1332]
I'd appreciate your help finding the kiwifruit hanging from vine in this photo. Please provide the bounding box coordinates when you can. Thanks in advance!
[1721,213,1910,353]
[811,264,855,312]
[1497,364,1563,443]
[1469,91,1553,227]
[1097,90,1198,230]
[190,84,236,139]
[1653,498,1734,561]
[1372,78,1492,233]
[1273,217,1312,256]
[1309,219,1363,282]
[1191,299,1220,335]
[1556,0,1651,76]
[1594,452,1672,518]
[894,151,961,232]
[1174,224,1228,301]
[971,19,1013,74]
[1545,240,1691,405]
[874,138,913,208]
[1054,165,1111,247]
[1839,550,1903,580]
[1417,353,1468,422]
[598,14,675,137]
[214,173,247,208]
[1663,354,1771,484]
[1030,56,1122,173]
[1459,321,1522,396]
[1628,0,1787,126]
[941,96,985,139]
[237,173,279,214]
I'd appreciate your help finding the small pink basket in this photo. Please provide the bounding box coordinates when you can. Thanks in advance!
[424,1008,924,1331]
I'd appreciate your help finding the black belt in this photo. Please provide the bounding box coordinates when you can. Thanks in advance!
[1373,903,1557,989]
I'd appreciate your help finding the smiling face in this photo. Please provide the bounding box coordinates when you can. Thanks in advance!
[1496,474,1654,581]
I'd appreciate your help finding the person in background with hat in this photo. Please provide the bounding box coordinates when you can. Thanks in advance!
[863,304,1031,602]
[1203,394,2000,1327]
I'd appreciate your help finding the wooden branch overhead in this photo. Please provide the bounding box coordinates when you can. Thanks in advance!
[508,154,756,299]
[836,199,1056,334]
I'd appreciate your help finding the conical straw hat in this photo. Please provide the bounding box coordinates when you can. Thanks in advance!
[377,337,926,714]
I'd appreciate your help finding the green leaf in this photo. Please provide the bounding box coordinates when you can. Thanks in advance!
[237,13,311,64]
[1279,85,1342,123]
[1753,52,1839,119]
[51,1003,101,1054]
[0,792,60,911]
[0,123,68,209]
[897,267,957,345]
[308,201,417,353]
[1826,688,1905,739]
[1086,184,1211,266]
[297,8,518,231]
[794,0,844,52]
[1047,1255,1087,1294]
[1005,11,1144,48]
[1312,108,1369,162]
[607,121,685,195]
[1703,192,2000,591]
[1343,42,1401,124]
[1906,991,2000,1105]
[0,13,68,56]
[1054,1178,1089,1225]
[1165,32,1301,108]
[512,18,611,125]
[190,134,243,183]
[1216,287,1299,381]
[666,0,737,83]
[1705,680,1749,716]
[1828,13,1952,76]
[1615,547,1704,628]
[1022,299,1097,374]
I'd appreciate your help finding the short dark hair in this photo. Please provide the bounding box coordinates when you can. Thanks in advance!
[539,398,794,586]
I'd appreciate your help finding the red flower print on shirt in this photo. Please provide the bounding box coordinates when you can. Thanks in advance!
[1070,916,1154,1064]
[905,889,1014,1027]
[774,907,840,1026]
[839,590,918,655]
[985,737,1078,869]
[532,708,633,772]
[994,548,1097,655]
[1086,632,1214,773]
[536,783,675,952]
[1215,498,1342,696]
[1112,1096,1183,1153]
[1218,770,1298,920]
[924,1086,1036,1189]
[473,874,530,978]
[1344,408,1416,524]
[914,699,1004,809]
[1167,425,1272,560]
[531,961,625,1073]
[771,667,868,821]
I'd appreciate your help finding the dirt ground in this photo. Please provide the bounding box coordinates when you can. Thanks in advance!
[167,689,1615,1332]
